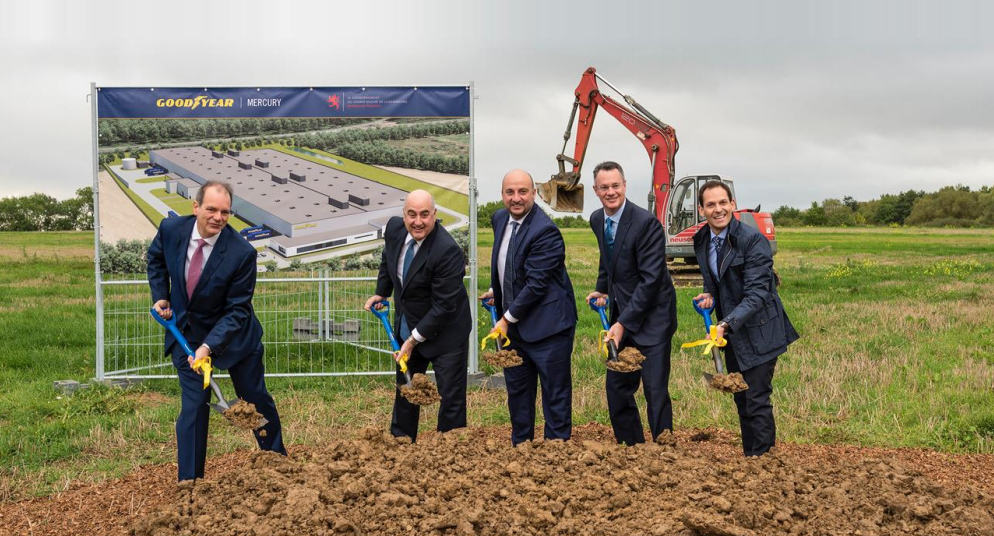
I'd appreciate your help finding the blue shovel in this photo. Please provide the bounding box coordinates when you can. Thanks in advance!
[369,301,413,388]
[588,298,620,363]
[150,307,268,428]
[692,298,726,385]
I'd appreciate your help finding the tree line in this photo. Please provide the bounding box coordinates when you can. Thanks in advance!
[773,185,994,227]
[98,118,371,145]
[0,188,93,231]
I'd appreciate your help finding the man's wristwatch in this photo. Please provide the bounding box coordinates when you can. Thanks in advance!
[716,321,730,333]
[406,337,418,347]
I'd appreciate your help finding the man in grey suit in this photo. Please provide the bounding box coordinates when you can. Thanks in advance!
[586,161,677,446]
[693,180,799,456]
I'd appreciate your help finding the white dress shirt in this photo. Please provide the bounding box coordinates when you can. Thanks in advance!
[396,232,426,342]
[495,211,529,323]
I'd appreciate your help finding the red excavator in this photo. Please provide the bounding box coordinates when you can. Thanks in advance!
[537,67,776,283]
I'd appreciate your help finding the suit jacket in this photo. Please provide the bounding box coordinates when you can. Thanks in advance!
[591,199,677,346]
[375,217,471,358]
[694,216,799,369]
[147,215,263,370]
[490,208,577,343]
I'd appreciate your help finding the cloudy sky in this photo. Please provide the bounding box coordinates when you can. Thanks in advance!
[1,0,991,214]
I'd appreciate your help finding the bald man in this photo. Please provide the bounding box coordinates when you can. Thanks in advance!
[482,170,577,445]
[365,190,471,441]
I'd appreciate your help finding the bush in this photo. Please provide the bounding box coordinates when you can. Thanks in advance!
[100,239,151,274]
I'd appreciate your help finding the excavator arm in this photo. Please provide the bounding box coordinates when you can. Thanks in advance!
[538,67,679,218]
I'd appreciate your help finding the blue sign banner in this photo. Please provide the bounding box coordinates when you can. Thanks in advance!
[97,86,470,119]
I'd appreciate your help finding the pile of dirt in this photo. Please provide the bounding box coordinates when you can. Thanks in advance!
[131,427,994,536]
[605,346,646,372]
[709,373,749,393]
[483,348,523,368]
[223,399,266,432]
[399,373,441,405]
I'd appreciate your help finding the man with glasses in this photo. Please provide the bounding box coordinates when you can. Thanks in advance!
[693,180,798,456]
[148,180,285,481]
[586,161,678,446]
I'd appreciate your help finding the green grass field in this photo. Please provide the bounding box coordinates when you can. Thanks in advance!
[1,227,992,501]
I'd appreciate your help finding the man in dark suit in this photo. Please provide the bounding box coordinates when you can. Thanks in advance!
[481,169,577,445]
[364,189,471,441]
[586,161,678,446]
[692,180,799,456]
[147,181,285,481]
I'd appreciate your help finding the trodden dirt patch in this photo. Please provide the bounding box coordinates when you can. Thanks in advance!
[131,427,994,536]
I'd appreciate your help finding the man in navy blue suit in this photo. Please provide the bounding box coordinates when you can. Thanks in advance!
[147,181,285,481]
[693,180,798,456]
[364,190,471,441]
[482,170,577,445]
[586,161,678,446]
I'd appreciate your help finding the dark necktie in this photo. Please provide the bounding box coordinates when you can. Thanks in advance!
[187,239,207,300]
[605,218,616,257]
[712,236,725,274]
[399,239,416,339]
[502,221,519,312]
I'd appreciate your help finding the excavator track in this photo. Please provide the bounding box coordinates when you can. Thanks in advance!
[668,259,703,288]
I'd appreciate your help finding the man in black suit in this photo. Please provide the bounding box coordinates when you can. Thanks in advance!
[693,180,799,456]
[586,161,677,446]
[364,189,471,441]
[147,181,285,481]
[481,169,577,445]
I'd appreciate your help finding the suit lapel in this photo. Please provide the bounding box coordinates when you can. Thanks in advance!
[609,200,634,274]
[492,211,508,273]
[192,227,228,299]
[174,217,196,303]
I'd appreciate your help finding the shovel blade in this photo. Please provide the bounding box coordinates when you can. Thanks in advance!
[208,402,229,415]
[702,372,715,384]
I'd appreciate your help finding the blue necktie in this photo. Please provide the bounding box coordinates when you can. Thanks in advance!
[502,221,519,312]
[711,236,724,276]
[399,239,416,340]
[605,218,615,257]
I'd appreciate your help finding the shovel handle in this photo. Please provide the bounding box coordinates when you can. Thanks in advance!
[588,297,611,330]
[692,298,714,333]
[370,301,401,352]
[480,298,499,326]
[150,307,196,357]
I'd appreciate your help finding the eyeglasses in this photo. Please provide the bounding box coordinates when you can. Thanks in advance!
[203,207,232,217]
[596,182,624,193]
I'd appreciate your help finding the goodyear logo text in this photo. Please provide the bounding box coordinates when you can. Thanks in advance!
[156,96,235,110]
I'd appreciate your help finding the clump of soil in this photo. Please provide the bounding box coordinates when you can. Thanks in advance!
[483,348,523,368]
[399,373,441,405]
[709,372,749,393]
[222,399,265,430]
[132,427,994,536]
[605,346,646,372]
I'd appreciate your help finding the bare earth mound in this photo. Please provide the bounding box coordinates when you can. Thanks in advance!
[5,425,994,536]
[131,427,994,536]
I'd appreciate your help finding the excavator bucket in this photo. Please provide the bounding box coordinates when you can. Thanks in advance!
[537,177,584,213]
